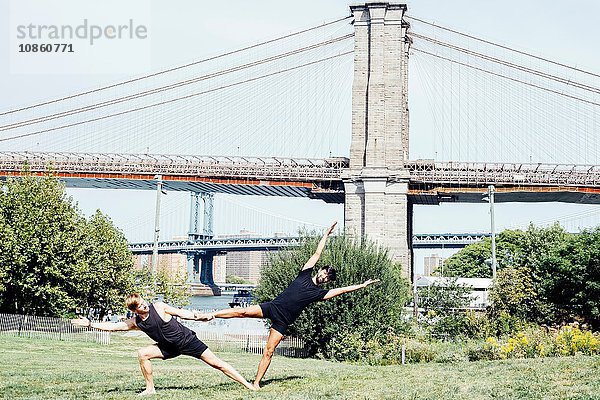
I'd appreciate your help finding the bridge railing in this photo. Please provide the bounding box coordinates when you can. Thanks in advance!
[128,236,303,252]
[0,152,349,182]
[5,151,599,189]
[405,161,600,187]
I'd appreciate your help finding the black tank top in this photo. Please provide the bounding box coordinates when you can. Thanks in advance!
[270,268,328,324]
[136,304,196,348]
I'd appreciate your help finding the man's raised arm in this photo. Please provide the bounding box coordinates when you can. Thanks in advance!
[71,316,137,332]
[302,221,337,271]
[322,278,380,300]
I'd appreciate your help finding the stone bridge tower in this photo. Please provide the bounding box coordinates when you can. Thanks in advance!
[343,3,412,276]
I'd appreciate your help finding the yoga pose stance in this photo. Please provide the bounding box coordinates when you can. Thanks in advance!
[197,221,379,388]
[72,295,256,395]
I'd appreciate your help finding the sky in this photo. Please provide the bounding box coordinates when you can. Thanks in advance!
[2,0,600,273]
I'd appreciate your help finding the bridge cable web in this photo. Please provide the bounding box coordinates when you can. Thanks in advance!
[0,16,352,117]
[0,16,354,159]
[0,50,353,143]
[0,35,354,132]
[407,16,600,165]
[407,16,600,79]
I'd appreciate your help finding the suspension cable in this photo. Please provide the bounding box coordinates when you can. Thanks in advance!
[0,34,353,132]
[412,48,600,107]
[0,15,353,116]
[406,15,600,79]
[0,51,353,143]
[410,32,600,94]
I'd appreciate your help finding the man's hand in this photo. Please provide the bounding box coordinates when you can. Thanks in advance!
[194,311,215,321]
[303,221,338,271]
[361,278,381,288]
[71,317,91,328]
[326,221,337,235]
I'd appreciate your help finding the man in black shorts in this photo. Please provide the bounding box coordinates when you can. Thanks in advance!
[197,221,379,388]
[72,294,255,395]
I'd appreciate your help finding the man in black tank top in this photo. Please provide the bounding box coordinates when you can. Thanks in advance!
[196,221,379,388]
[72,295,256,395]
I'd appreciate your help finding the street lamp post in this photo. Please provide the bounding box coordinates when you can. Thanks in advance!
[152,175,164,275]
[488,185,497,279]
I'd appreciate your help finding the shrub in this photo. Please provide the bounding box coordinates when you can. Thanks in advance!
[468,337,505,361]
[417,278,475,339]
[555,325,600,356]
[255,234,410,358]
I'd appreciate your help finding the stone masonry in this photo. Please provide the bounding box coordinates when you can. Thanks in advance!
[343,3,412,277]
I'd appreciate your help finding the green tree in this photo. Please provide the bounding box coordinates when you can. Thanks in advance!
[0,173,142,318]
[521,223,568,271]
[440,241,490,277]
[0,213,16,297]
[255,235,410,357]
[76,210,135,319]
[442,230,527,278]
[0,174,85,316]
[418,278,473,338]
[489,266,537,321]
[133,266,191,308]
[532,229,600,329]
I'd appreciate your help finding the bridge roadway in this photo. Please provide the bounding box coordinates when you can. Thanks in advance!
[128,233,492,254]
[2,151,600,204]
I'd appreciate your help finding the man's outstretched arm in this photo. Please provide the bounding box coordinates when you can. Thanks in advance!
[302,221,337,271]
[71,316,137,331]
[160,303,198,320]
[322,279,380,300]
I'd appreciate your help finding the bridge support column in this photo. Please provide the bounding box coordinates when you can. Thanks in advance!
[186,253,196,283]
[345,3,412,277]
[186,252,202,283]
[189,192,214,242]
[343,171,413,276]
[199,251,216,286]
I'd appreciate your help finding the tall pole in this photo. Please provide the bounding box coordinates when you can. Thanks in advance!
[152,175,163,275]
[488,185,497,279]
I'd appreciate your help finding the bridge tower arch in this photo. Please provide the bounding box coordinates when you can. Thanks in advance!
[187,191,216,285]
[343,2,413,276]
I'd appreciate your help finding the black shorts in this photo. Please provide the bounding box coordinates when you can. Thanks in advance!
[259,302,288,335]
[157,336,208,360]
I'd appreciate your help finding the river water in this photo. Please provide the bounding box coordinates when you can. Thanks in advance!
[185,294,268,334]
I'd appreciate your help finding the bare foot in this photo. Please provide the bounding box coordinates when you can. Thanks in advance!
[252,382,261,390]
[241,382,258,391]
[138,388,156,396]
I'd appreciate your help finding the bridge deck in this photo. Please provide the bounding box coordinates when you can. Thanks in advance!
[2,152,600,204]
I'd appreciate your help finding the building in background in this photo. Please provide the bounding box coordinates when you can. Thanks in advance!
[423,253,446,276]
[212,253,227,284]
[213,230,272,284]
[132,252,187,278]
[415,276,492,309]
[223,250,270,284]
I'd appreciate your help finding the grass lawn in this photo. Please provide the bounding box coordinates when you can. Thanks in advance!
[0,334,599,400]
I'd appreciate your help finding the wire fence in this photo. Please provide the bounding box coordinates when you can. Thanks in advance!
[0,313,110,345]
[0,313,309,357]
[182,324,309,358]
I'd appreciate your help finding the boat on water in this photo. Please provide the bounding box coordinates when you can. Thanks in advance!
[228,289,254,308]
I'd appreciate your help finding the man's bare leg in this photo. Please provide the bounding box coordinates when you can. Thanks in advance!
[200,349,257,391]
[137,345,164,396]
[253,328,284,389]
[197,304,263,321]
